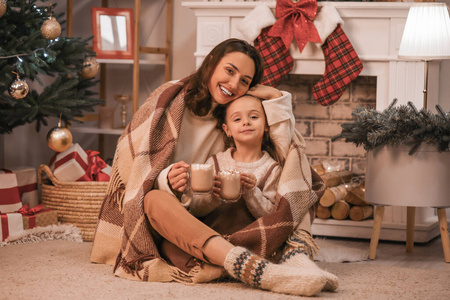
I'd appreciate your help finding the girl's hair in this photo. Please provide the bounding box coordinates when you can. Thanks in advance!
[212,97,285,167]
[184,39,264,117]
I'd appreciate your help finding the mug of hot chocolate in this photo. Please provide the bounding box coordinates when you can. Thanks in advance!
[188,163,214,193]
[218,169,242,202]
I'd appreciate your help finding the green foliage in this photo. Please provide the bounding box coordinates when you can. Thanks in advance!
[0,0,103,134]
[332,99,450,155]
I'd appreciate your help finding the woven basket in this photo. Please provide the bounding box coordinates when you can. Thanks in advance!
[38,164,108,242]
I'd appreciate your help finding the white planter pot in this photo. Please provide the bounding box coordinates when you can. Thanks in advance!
[366,145,450,208]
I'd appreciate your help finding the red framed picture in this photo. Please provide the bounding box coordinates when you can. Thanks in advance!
[91,7,134,60]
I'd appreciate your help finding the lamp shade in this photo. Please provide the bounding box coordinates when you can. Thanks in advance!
[398,3,450,60]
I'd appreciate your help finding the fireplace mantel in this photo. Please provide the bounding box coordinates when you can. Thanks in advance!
[182,1,442,242]
[182,1,442,111]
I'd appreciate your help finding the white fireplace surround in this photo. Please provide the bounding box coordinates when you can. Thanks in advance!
[182,1,444,242]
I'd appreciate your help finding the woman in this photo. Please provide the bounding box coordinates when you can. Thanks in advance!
[90,39,336,296]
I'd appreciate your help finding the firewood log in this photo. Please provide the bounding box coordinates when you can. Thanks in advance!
[320,170,353,187]
[316,204,331,219]
[320,182,359,207]
[349,205,374,221]
[345,184,369,206]
[312,164,326,176]
[331,200,351,220]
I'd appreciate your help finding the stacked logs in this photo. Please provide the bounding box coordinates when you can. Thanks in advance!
[313,167,373,221]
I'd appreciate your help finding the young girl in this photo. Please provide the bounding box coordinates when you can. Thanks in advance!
[182,95,282,219]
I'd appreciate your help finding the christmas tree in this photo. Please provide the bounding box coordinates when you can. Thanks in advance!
[332,99,450,155]
[0,0,103,134]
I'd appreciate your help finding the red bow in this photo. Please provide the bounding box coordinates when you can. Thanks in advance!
[84,150,110,182]
[17,203,51,229]
[17,203,47,216]
[268,0,321,53]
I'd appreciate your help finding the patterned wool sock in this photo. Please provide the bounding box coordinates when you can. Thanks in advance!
[224,247,326,296]
[280,238,339,292]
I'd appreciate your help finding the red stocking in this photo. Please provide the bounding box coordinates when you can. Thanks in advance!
[254,27,294,87]
[312,25,363,106]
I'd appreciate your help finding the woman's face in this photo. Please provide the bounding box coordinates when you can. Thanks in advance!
[208,51,256,105]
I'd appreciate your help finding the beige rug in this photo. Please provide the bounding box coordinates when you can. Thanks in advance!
[1,240,449,299]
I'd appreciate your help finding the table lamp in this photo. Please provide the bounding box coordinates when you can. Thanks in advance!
[398,3,450,109]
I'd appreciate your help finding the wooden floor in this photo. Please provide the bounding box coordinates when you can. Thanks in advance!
[327,235,450,270]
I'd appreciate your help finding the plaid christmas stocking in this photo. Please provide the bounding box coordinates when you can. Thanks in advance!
[312,25,363,106]
[236,5,292,87]
[254,26,294,87]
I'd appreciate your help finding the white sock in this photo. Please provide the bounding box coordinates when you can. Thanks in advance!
[281,246,339,292]
[224,247,326,296]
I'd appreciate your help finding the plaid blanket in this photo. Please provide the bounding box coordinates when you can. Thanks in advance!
[90,77,325,283]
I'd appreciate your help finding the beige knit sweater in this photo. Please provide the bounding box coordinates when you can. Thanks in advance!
[181,148,281,218]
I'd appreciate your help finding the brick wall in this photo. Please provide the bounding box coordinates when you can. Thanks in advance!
[277,75,376,174]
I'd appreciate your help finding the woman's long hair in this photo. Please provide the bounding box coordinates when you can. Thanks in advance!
[212,97,284,167]
[184,39,264,117]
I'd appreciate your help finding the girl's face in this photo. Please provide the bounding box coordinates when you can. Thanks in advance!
[208,51,255,105]
[222,95,268,147]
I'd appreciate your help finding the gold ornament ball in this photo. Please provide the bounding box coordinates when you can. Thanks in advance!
[47,126,73,152]
[9,78,29,99]
[41,17,61,40]
[81,57,99,79]
[0,0,6,18]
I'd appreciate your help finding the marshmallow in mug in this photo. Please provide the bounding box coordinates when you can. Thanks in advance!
[218,169,242,201]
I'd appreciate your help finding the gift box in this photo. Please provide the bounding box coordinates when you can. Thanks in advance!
[1,212,24,241]
[0,170,22,213]
[18,204,58,230]
[49,143,110,182]
[49,143,89,182]
[1,167,39,208]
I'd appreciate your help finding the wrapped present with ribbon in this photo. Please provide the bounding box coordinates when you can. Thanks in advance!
[49,143,110,182]
[1,167,39,208]
[18,203,58,230]
[0,170,23,213]
[0,212,24,241]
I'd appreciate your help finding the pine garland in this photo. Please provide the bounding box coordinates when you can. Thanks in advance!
[332,99,450,155]
[0,0,103,134]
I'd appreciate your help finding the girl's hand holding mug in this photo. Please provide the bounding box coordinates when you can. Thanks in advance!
[241,173,257,190]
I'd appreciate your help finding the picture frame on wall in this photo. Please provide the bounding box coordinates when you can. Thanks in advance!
[91,7,134,59]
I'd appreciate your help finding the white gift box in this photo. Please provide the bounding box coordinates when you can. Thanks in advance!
[0,212,24,241]
[0,171,23,213]
[49,143,89,182]
[1,167,39,208]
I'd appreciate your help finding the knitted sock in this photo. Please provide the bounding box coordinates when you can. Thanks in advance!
[280,240,339,292]
[224,246,326,296]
